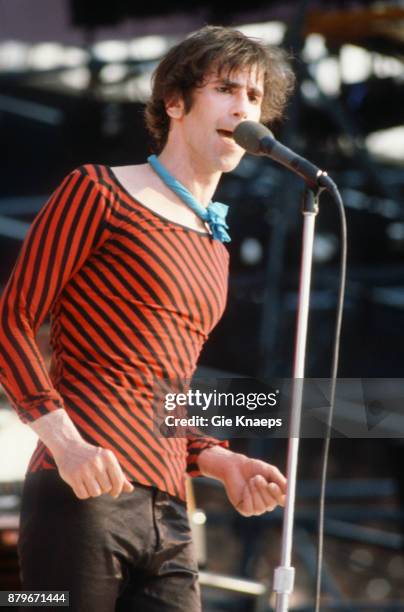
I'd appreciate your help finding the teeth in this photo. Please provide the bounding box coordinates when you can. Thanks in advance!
[218,130,233,138]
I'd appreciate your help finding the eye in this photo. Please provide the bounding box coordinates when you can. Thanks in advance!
[216,85,231,94]
[248,92,261,104]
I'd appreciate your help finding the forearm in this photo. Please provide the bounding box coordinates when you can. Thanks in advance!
[28,408,84,460]
[197,445,242,481]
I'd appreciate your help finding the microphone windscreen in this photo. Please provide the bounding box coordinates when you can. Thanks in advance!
[233,121,273,154]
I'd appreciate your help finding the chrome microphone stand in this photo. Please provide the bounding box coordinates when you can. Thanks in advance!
[273,185,322,612]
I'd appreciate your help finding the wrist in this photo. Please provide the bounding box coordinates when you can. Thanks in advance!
[198,446,241,481]
[29,409,84,460]
[50,430,86,462]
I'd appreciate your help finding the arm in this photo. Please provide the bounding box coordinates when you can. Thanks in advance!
[0,169,132,499]
[186,433,229,477]
[30,409,133,498]
[197,445,287,516]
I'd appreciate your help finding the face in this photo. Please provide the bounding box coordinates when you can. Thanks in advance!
[166,65,264,174]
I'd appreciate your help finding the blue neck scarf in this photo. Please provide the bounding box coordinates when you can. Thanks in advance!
[147,155,230,243]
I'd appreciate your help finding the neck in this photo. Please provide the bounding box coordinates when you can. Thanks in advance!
[157,139,221,208]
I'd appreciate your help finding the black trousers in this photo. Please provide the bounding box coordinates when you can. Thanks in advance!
[18,472,201,612]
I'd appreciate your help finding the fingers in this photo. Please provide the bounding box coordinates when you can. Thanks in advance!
[85,478,103,498]
[122,479,135,493]
[94,468,113,495]
[81,450,116,498]
[253,477,271,511]
[76,472,134,500]
[267,481,286,507]
[105,451,134,498]
[59,444,134,500]
[238,475,286,517]
[73,481,91,500]
[236,485,254,517]
[257,475,286,507]
[261,464,287,494]
[236,478,268,517]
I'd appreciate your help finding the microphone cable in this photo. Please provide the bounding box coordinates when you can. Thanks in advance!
[314,178,347,612]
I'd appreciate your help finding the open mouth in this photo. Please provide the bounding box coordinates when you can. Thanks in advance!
[217,129,234,139]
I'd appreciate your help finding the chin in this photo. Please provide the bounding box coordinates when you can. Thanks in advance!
[217,153,244,174]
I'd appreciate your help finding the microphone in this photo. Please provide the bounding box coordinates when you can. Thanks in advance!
[233,121,334,192]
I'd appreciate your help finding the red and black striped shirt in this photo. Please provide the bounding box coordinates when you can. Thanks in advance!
[0,165,229,501]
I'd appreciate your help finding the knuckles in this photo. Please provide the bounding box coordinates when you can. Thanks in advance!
[58,445,124,500]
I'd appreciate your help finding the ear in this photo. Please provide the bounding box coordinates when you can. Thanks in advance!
[165,95,185,120]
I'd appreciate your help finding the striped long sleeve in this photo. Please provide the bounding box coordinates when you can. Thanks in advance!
[0,164,229,500]
[0,169,114,423]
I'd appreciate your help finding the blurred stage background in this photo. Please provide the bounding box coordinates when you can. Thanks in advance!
[1,0,404,609]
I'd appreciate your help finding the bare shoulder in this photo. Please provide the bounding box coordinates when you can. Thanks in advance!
[110,162,210,232]
[109,161,169,206]
[110,163,154,192]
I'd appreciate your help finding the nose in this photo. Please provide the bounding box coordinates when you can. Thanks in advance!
[231,90,249,120]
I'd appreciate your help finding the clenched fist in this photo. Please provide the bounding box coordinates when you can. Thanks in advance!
[54,440,134,500]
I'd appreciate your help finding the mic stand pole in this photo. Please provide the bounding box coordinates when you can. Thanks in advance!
[273,185,321,612]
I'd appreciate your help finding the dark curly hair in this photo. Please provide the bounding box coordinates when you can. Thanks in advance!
[145,25,295,153]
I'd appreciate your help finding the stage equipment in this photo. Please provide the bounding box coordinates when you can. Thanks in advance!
[234,121,334,192]
[235,121,347,612]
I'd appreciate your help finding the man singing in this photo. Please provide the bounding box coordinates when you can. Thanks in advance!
[0,26,294,611]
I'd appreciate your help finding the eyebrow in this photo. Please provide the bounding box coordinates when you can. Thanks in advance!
[214,77,263,99]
